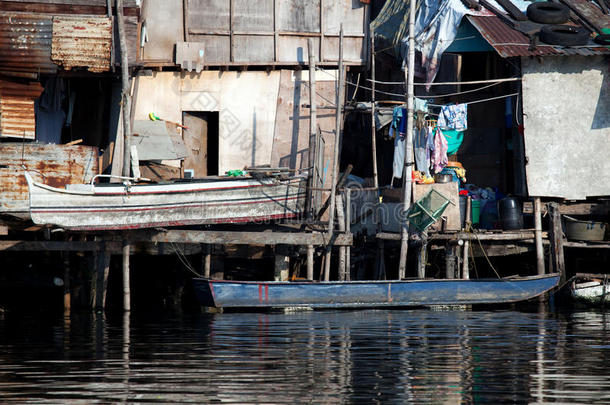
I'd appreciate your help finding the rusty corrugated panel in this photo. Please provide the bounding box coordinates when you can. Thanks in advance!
[0,80,43,139]
[467,16,610,58]
[0,143,99,214]
[561,0,610,31]
[51,16,112,72]
[0,1,140,17]
[0,13,56,75]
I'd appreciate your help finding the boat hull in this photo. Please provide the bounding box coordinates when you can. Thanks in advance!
[25,172,306,230]
[193,274,560,309]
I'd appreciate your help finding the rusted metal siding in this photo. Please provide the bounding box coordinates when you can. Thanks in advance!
[52,16,112,72]
[0,80,43,139]
[0,13,56,75]
[0,143,99,214]
[467,16,610,58]
[0,1,140,17]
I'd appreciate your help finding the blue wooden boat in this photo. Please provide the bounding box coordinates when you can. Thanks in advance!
[193,273,560,309]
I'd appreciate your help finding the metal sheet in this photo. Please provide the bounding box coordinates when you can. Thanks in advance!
[0,1,140,17]
[0,143,99,213]
[0,80,43,139]
[467,16,610,58]
[52,16,112,72]
[522,56,610,199]
[0,13,56,75]
[132,120,188,161]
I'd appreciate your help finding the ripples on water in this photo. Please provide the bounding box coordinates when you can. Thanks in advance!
[1,308,610,403]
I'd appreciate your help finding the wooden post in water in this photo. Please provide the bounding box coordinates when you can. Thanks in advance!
[534,197,545,276]
[307,38,318,217]
[274,252,290,281]
[122,238,130,312]
[398,0,417,280]
[370,29,379,191]
[95,243,110,311]
[323,25,344,282]
[116,0,132,177]
[548,202,565,283]
[462,197,471,279]
[417,231,428,279]
[307,244,314,280]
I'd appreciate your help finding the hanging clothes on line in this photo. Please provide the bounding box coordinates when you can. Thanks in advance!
[431,127,448,174]
[438,103,467,131]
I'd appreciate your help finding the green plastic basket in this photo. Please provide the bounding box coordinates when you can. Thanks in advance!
[407,189,452,232]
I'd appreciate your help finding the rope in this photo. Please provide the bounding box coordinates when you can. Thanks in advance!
[170,242,203,277]
[469,225,503,280]
[366,77,522,86]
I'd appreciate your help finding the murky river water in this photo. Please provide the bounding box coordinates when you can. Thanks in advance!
[1,308,610,403]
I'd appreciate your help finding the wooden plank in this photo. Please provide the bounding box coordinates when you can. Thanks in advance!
[0,240,121,252]
[523,201,610,216]
[131,230,353,246]
[548,202,566,283]
[182,113,208,177]
[377,230,547,241]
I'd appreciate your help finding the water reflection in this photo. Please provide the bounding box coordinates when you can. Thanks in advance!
[1,308,610,403]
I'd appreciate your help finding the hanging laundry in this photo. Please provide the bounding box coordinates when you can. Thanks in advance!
[392,131,405,179]
[414,97,429,114]
[441,129,464,155]
[438,103,467,131]
[431,127,448,174]
[389,106,404,139]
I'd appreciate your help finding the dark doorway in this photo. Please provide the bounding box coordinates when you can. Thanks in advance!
[182,111,219,177]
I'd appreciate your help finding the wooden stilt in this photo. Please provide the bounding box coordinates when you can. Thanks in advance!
[417,231,428,279]
[203,244,211,278]
[63,251,70,315]
[116,0,132,178]
[336,194,346,281]
[345,189,351,281]
[548,202,565,283]
[122,238,130,312]
[462,197,471,280]
[534,197,545,276]
[370,29,379,191]
[211,252,225,280]
[307,245,314,280]
[95,243,110,311]
[445,243,456,279]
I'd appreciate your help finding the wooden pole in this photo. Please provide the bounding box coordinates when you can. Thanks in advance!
[122,237,130,312]
[323,24,344,282]
[116,0,132,177]
[548,202,566,283]
[336,194,346,281]
[462,197,471,279]
[307,38,318,217]
[345,189,351,281]
[417,231,428,279]
[370,29,379,191]
[534,197,545,275]
[203,244,211,278]
[307,244,314,280]
[95,243,110,311]
[445,243,456,279]
[398,0,417,279]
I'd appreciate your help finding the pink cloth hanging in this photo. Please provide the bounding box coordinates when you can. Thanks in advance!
[432,127,448,174]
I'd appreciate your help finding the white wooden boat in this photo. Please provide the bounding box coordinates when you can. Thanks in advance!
[25,172,306,230]
[564,273,610,306]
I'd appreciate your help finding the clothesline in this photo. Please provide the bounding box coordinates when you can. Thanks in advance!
[366,77,522,86]
[428,92,520,107]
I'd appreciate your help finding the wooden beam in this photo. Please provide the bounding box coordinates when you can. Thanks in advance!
[445,243,456,279]
[122,238,130,312]
[0,240,122,252]
[534,197,545,275]
[95,246,110,311]
[130,230,353,246]
[462,197,471,280]
[523,201,610,216]
[307,244,314,280]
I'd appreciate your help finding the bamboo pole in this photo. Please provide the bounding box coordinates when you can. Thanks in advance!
[548,202,566,284]
[398,0,417,279]
[445,243,456,279]
[203,244,211,278]
[323,25,344,281]
[122,238,130,312]
[534,197,545,275]
[337,194,346,281]
[95,243,110,311]
[462,197,471,280]
[307,38,317,217]
[370,29,378,191]
[116,0,132,177]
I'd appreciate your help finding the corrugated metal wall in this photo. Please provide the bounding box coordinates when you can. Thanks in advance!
[0,80,43,139]
[52,16,112,72]
[0,14,56,75]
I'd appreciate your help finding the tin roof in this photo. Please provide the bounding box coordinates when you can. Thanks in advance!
[0,80,44,139]
[0,14,57,75]
[51,16,112,72]
[467,15,610,57]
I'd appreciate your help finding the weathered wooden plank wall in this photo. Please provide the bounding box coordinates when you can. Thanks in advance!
[142,0,367,65]
[0,143,99,214]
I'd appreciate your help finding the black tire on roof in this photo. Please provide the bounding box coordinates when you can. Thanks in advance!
[593,34,610,46]
[527,2,570,24]
[539,25,590,46]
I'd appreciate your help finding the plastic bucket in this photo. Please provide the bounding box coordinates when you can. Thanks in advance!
[565,217,606,241]
[471,200,481,226]
[498,197,523,230]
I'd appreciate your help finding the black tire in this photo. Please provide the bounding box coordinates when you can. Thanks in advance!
[527,2,570,24]
[539,25,590,46]
[593,34,610,46]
